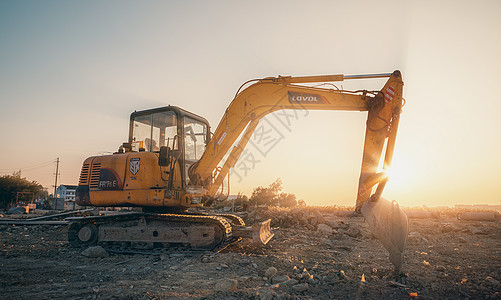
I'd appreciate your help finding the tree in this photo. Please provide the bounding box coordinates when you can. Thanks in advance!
[249,178,298,207]
[278,192,297,207]
[234,192,249,209]
[0,175,45,210]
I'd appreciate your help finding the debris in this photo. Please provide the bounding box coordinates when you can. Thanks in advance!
[467,226,486,235]
[272,275,290,284]
[389,280,406,288]
[435,265,446,272]
[292,283,309,293]
[81,246,108,258]
[2,206,500,299]
[201,255,213,263]
[317,223,333,234]
[214,278,238,292]
[265,266,278,278]
[440,224,453,233]
[338,270,350,280]
[256,288,273,300]
[345,227,362,238]
[284,279,299,286]
[7,207,26,215]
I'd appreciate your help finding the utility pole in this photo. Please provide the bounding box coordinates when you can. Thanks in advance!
[53,158,60,198]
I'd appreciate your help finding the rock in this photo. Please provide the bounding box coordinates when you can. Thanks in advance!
[435,265,446,272]
[81,246,108,258]
[201,256,213,263]
[220,264,229,269]
[265,266,278,278]
[239,259,251,265]
[298,269,312,282]
[284,279,299,286]
[257,288,273,300]
[440,224,453,233]
[292,283,309,293]
[215,278,238,292]
[467,226,486,235]
[307,277,317,285]
[457,237,467,243]
[451,223,464,232]
[239,276,251,282]
[335,245,352,252]
[345,227,362,238]
[272,275,290,284]
[306,224,316,231]
[315,212,327,224]
[309,216,318,226]
[317,224,333,234]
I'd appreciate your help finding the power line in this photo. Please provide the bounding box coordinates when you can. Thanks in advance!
[0,159,57,173]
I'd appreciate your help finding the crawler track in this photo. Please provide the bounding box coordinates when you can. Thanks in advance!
[68,213,234,251]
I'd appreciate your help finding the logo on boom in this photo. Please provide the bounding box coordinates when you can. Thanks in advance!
[288,91,325,104]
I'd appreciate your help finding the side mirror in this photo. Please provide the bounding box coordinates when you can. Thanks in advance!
[158,146,171,166]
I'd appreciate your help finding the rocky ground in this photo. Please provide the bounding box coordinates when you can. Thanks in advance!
[0,207,500,299]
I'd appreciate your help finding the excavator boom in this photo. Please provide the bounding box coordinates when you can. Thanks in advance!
[193,71,402,210]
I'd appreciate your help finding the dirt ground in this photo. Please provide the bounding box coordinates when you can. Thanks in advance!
[1,207,500,300]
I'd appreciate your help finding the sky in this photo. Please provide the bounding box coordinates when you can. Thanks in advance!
[0,0,500,207]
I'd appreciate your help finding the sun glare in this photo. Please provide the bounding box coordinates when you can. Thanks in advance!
[385,158,415,190]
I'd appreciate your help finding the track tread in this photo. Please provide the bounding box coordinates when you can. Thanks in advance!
[67,212,233,250]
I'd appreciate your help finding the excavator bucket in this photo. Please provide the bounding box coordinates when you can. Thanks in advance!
[361,197,408,272]
[232,219,274,246]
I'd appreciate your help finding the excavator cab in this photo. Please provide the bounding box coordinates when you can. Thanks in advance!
[127,106,210,188]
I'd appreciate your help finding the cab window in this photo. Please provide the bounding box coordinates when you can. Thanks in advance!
[184,117,207,161]
[131,111,177,152]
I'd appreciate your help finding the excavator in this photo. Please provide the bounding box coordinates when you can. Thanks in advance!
[72,70,408,272]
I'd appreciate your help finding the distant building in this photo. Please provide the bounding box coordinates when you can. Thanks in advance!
[55,184,78,210]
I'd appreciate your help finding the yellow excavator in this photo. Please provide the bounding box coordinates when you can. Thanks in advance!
[72,70,408,271]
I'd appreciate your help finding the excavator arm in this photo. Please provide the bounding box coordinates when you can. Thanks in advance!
[192,70,403,210]
[190,70,408,272]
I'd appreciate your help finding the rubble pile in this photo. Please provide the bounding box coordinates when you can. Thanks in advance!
[243,206,365,236]
[1,208,500,299]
